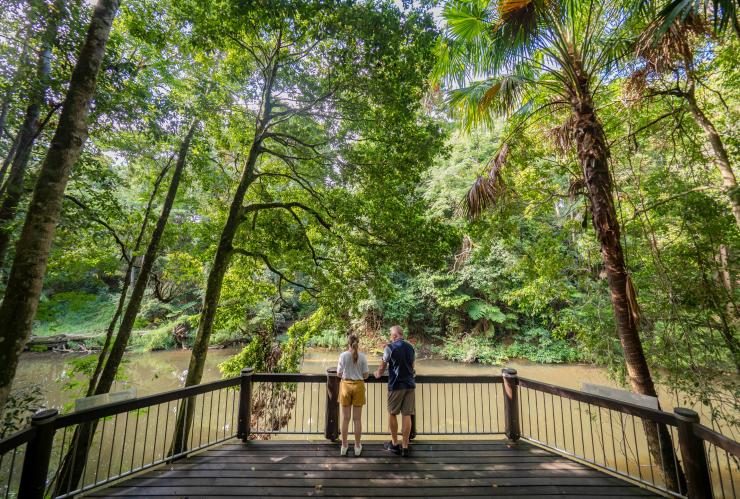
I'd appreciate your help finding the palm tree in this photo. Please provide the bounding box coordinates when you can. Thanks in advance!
[435,0,685,491]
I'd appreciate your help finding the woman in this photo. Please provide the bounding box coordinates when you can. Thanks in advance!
[336,333,369,456]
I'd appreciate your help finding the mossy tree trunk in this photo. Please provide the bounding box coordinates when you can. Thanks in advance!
[0,0,120,414]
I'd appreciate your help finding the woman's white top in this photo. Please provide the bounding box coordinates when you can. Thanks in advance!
[337,351,368,380]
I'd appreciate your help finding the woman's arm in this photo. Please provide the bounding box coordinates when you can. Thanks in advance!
[336,354,344,378]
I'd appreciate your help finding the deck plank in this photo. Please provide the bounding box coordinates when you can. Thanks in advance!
[87,440,660,498]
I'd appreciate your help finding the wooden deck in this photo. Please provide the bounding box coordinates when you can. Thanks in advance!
[87,439,659,498]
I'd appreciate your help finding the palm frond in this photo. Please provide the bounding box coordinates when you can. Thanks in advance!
[461,143,509,219]
[546,113,577,154]
[444,0,491,41]
[658,0,739,38]
[635,13,707,73]
[448,71,530,129]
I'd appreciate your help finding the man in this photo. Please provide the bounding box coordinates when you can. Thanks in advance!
[374,325,415,457]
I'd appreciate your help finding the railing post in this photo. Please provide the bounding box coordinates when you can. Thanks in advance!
[502,368,520,441]
[674,407,712,498]
[237,367,254,442]
[18,409,58,499]
[325,368,339,441]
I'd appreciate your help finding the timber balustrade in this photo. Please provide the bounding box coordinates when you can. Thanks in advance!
[0,368,737,498]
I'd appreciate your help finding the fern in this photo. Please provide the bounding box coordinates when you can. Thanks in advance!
[466,300,506,323]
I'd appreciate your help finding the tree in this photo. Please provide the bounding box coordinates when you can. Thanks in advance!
[435,0,684,491]
[53,116,199,495]
[628,3,740,228]
[169,0,443,452]
[0,0,66,269]
[0,0,120,414]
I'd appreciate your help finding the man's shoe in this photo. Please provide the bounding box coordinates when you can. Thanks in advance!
[340,445,348,456]
[401,447,411,457]
[383,441,401,455]
[354,444,362,456]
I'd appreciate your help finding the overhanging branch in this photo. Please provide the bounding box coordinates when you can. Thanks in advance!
[231,247,316,296]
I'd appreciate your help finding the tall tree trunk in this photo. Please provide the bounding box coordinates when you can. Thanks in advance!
[86,159,173,396]
[571,68,686,493]
[683,87,740,228]
[0,0,120,414]
[53,121,197,496]
[0,0,66,269]
[0,22,32,157]
[169,139,260,456]
[170,43,281,454]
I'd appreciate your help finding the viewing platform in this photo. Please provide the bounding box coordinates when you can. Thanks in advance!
[88,440,657,497]
[1,369,738,498]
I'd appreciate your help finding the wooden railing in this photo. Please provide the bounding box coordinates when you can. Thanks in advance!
[0,368,737,498]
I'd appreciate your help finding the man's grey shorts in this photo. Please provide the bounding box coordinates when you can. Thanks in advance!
[387,388,415,416]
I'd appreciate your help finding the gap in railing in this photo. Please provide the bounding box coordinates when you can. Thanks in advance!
[0,443,25,499]
[705,439,739,498]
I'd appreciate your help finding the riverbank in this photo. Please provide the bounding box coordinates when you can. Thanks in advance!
[11,347,711,422]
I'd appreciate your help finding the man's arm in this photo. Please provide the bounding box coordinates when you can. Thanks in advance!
[374,359,387,379]
[375,345,391,378]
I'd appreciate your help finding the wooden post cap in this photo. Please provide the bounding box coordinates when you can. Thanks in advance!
[502,368,518,377]
[241,367,254,376]
[31,409,58,425]
[674,407,700,422]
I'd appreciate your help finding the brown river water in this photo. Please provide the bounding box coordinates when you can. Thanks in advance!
[12,347,722,419]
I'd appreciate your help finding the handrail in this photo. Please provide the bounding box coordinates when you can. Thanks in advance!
[54,376,240,428]
[694,423,740,457]
[518,377,678,425]
[1,368,737,499]
[255,372,505,384]
[0,427,36,455]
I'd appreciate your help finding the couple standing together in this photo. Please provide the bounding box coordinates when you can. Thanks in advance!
[336,325,415,457]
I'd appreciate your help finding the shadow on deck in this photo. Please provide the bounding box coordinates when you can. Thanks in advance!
[87,439,659,498]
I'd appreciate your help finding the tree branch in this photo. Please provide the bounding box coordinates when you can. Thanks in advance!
[64,195,130,264]
[231,247,316,295]
[241,201,331,230]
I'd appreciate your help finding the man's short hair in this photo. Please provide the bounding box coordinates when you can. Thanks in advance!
[390,325,403,337]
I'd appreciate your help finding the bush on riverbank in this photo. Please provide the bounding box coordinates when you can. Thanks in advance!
[34,291,118,336]
[437,328,582,365]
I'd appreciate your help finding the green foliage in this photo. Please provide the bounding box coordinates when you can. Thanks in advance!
[1,384,44,438]
[309,329,345,349]
[466,300,506,323]
[437,334,509,365]
[506,328,582,364]
[5,0,738,432]
[437,327,582,366]
[34,292,118,336]
[127,318,190,351]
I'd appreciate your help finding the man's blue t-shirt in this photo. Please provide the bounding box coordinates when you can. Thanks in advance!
[383,339,415,391]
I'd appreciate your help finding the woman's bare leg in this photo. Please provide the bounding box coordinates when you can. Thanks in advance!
[341,405,351,446]
[352,406,363,446]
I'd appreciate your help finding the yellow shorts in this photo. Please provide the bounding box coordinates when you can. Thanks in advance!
[339,380,366,407]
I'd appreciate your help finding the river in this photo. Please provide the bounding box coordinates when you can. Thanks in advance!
[13,347,713,421]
